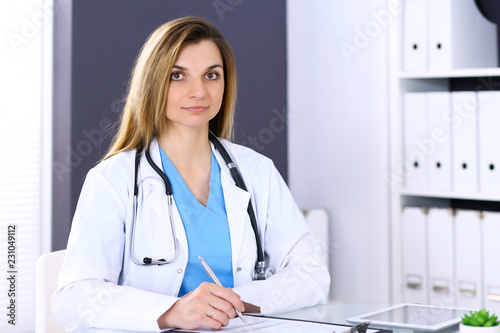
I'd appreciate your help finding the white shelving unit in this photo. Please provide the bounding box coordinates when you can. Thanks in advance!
[387,0,500,303]
[399,67,500,79]
[400,189,500,203]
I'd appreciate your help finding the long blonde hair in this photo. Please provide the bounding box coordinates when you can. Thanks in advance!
[104,16,237,160]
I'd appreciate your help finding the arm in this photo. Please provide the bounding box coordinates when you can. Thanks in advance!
[52,168,177,332]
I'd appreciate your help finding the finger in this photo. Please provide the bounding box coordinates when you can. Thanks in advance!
[206,284,245,313]
[206,307,230,328]
[196,282,243,315]
[206,306,216,321]
[207,297,237,320]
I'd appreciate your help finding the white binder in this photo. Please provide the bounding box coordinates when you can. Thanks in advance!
[427,92,451,191]
[404,93,427,189]
[451,92,478,192]
[478,91,500,194]
[428,0,498,71]
[483,211,500,315]
[427,208,454,306]
[454,210,483,309]
[403,0,428,71]
[402,207,428,304]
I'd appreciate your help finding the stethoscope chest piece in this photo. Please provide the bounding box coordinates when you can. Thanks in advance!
[253,261,275,280]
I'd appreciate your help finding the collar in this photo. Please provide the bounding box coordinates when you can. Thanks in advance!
[138,136,237,189]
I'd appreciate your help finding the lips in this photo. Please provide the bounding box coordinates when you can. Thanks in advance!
[182,106,208,113]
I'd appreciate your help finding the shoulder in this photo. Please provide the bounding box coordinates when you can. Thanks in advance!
[93,149,136,176]
[86,149,137,191]
[73,150,137,211]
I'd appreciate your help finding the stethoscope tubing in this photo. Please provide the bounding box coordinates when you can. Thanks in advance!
[130,191,178,266]
[130,146,178,266]
[208,132,265,264]
[129,133,270,279]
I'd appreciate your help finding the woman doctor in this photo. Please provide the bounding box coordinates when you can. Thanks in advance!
[53,16,330,332]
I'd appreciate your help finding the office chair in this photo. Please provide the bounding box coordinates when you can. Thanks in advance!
[35,249,66,333]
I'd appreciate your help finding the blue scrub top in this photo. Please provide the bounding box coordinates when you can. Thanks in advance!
[159,147,234,296]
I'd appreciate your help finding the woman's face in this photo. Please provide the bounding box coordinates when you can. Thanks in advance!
[164,40,225,132]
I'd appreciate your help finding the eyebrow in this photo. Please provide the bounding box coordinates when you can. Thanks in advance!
[172,64,223,71]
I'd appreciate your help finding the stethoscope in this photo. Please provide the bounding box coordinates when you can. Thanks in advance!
[130,132,274,280]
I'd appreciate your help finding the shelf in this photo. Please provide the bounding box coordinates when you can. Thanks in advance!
[399,67,500,79]
[401,188,500,202]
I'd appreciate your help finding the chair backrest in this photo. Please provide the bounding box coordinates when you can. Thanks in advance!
[303,208,329,254]
[35,249,66,333]
[302,208,331,301]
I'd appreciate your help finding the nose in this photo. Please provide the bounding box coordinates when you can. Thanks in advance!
[186,77,206,100]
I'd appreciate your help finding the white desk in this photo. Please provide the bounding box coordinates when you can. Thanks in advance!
[89,303,390,333]
[90,303,468,332]
[273,303,464,333]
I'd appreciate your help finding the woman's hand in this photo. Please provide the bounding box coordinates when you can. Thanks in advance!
[157,282,245,330]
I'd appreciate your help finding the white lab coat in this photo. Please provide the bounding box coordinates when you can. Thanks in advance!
[52,137,330,332]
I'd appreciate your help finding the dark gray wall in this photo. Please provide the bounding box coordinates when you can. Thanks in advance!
[53,0,287,250]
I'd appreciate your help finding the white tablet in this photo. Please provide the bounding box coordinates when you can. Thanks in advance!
[347,304,469,332]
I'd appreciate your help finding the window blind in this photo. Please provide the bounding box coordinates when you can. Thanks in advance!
[0,0,52,332]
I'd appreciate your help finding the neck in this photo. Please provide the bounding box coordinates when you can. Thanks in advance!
[158,125,211,165]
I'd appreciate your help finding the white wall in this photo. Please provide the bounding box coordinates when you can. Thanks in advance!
[287,0,392,303]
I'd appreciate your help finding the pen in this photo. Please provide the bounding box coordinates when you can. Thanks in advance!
[198,256,246,323]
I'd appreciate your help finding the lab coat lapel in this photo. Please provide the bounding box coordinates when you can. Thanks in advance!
[140,138,188,257]
[145,188,187,256]
[213,145,251,273]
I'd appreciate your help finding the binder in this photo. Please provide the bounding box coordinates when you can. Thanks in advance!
[478,91,500,194]
[428,0,498,71]
[402,207,428,304]
[451,92,478,192]
[482,211,500,315]
[454,210,483,309]
[403,93,427,189]
[427,92,451,191]
[403,0,428,71]
[427,208,454,306]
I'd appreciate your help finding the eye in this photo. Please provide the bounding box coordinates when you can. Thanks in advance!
[205,72,220,80]
[170,72,184,81]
